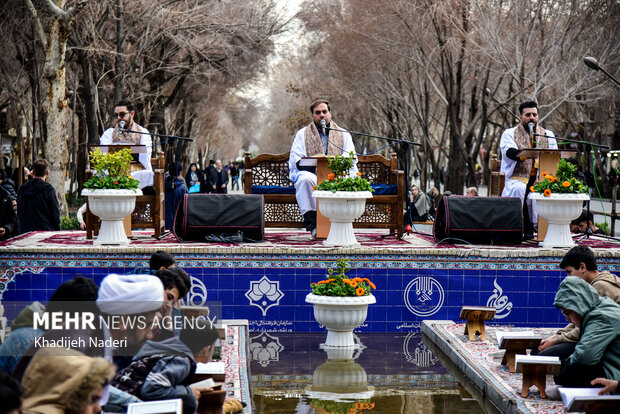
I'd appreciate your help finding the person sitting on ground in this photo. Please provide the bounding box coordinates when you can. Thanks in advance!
[21,347,115,414]
[110,321,220,414]
[538,246,620,359]
[465,186,478,196]
[0,367,24,414]
[165,162,188,230]
[130,250,177,275]
[591,377,619,395]
[404,185,434,224]
[0,302,45,375]
[551,276,620,389]
[570,210,606,235]
[153,267,191,340]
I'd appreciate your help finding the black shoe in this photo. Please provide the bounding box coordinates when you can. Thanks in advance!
[303,211,317,232]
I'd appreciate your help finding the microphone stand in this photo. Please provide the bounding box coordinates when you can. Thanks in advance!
[120,128,195,239]
[327,126,424,238]
[534,132,620,242]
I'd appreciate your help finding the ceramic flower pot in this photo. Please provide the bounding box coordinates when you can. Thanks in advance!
[305,293,376,347]
[82,188,142,246]
[306,358,374,401]
[312,190,373,247]
[530,193,590,248]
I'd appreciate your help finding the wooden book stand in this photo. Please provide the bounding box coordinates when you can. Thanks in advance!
[459,306,496,341]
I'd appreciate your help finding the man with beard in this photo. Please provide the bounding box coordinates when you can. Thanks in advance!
[500,101,557,236]
[288,99,357,237]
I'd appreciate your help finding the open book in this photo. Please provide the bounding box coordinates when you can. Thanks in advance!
[559,387,620,411]
[515,354,560,364]
[195,361,225,375]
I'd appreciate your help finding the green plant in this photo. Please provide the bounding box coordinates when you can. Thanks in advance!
[310,258,376,297]
[531,159,588,196]
[61,215,80,230]
[83,148,140,190]
[596,222,609,235]
[315,151,373,193]
[309,398,373,414]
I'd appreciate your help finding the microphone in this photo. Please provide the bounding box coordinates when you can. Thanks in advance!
[119,120,125,132]
[528,122,534,136]
[320,119,326,136]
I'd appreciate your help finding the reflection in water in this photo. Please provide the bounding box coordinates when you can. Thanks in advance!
[251,333,483,414]
[304,344,374,413]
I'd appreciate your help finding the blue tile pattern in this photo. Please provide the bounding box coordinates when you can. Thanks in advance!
[2,251,619,332]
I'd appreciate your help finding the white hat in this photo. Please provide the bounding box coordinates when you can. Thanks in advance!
[96,274,164,315]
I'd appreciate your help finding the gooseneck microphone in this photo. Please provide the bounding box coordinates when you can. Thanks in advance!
[320,119,326,136]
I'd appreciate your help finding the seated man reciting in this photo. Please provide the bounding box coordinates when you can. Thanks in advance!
[100,99,155,192]
[288,99,357,237]
[570,210,606,235]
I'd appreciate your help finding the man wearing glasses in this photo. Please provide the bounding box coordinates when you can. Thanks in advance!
[288,99,357,237]
[99,99,154,190]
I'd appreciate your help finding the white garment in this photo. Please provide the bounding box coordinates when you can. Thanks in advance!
[100,125,154,189]
[96,273,164,315]
[288,125,357,214]
[499,126,557,223]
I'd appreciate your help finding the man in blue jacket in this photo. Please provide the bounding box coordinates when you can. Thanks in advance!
[165,162,188,230]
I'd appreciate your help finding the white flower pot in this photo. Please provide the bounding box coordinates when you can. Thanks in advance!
[82,188,142,246]
[530,193,590,248]
[312,190,373,247]
[305,293,376,347]
[306,359,374,400]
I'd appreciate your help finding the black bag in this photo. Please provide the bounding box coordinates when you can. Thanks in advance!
[433,196,522,244]
[173,194,264,242]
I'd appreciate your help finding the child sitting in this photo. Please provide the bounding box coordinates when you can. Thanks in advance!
[110,320,219,413]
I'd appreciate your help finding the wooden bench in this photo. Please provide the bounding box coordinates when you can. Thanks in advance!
[244,151,405,237]
[86,154,166,239]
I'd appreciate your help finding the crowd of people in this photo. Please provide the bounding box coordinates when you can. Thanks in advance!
[0,251,236,414]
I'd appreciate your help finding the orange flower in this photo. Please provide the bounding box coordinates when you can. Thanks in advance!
[310,283,316,286]
[350,281,358,288]
[113,181,119,185]
[328,173,335,180]
[548,176,557,183]
[343,279,351,285]
[562,181,571,187]
[367,281,377,290]
[544,188,552,197]
[325,279,335,283]
[354,277,363,282]
[356,287,364,296]
[356,172,362,176]
[313,185,317,190]
[540,171,549,176]
[530,186,535,192]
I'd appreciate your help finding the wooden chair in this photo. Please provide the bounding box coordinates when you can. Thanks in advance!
[488,154,505,196]
[86,153,166,239]
[244,151,405,237]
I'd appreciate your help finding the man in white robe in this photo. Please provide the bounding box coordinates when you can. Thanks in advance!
[289,99,357,237]
[500,101,557,235]
[99,99,154,189]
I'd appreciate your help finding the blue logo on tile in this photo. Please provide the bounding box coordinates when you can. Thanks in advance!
[404,276,444,317]
[249,332,284,367]
[486,278,512,319]
[245,276,283,316]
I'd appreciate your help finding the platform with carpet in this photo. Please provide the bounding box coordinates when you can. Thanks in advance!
[2,228,620,337]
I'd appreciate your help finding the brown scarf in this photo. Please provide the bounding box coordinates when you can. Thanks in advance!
[511,123,551,178]
[304,121,345,157]
[111,122,143,145]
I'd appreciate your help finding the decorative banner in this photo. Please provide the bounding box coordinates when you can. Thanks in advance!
[245,276,283,316]
[486,278,513,319]
[404,276,445,317]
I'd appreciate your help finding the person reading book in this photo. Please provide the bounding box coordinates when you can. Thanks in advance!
[538,246,620,360]
[110,320,220,413]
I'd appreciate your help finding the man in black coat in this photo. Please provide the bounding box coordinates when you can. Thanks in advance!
[16,159,60,234]
[208,159,229,194]
[0,185,16,240]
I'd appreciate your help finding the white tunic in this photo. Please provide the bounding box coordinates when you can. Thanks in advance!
[499,126,557,223]
[288,125,357,214]
[100,125,154,189]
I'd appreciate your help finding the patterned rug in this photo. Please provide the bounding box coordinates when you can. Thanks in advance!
[222,323,252,413]
[438,323,568,414]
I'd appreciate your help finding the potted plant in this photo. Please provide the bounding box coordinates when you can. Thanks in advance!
[529,159,589,248]
[312,151,373,247]
[81,148,142,246]
[305,258,376,347]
